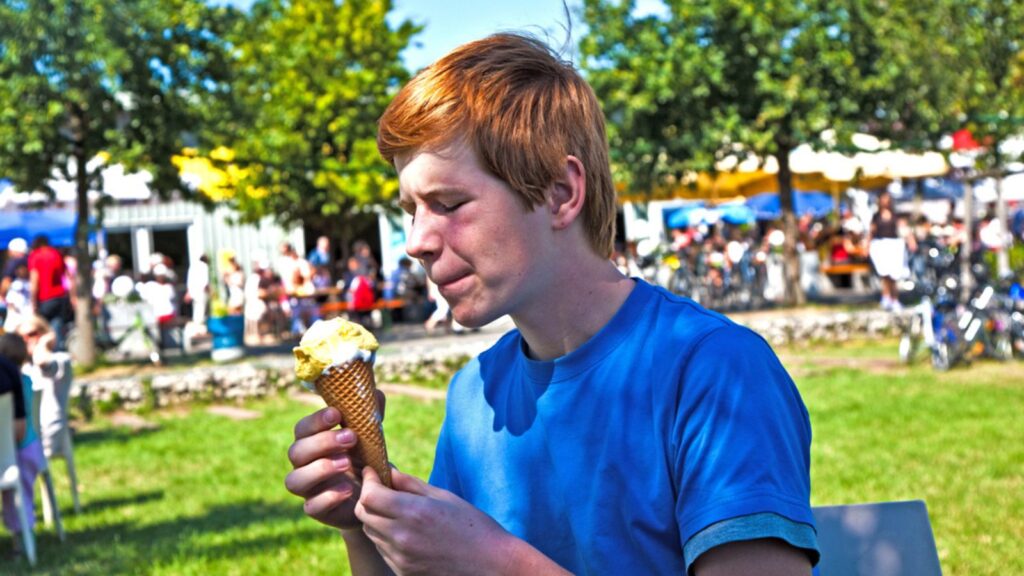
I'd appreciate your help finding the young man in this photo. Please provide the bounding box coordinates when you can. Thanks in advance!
[286,34,818,575]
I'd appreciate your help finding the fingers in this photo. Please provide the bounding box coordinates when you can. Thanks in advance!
[358,466,401,521]
[358,467,434,521]
[288,426,358,468]
[389,467,432,497]
[285,451,355,496]
[301,479,357,518]
[293,406,341,440]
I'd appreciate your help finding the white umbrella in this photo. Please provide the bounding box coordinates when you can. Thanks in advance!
[998,172,1024,202]
[1,155,153,204]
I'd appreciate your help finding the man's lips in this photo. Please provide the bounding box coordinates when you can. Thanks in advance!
[434,271,472,292]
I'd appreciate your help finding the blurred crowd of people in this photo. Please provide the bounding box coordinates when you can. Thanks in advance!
[3,196,1020,359]
[0,236,75,350]
[0,233,447,360]
[614,196,1024,312]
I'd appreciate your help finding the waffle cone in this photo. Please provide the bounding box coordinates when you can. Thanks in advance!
[315,360,391,488]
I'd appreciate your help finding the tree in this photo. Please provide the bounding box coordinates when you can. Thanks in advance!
[950,0,1024,277]
[204,0,418,249]
[0,0,236,365]
[580,0,956,305]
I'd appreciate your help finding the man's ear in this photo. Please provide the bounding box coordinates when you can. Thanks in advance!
[548,155,587,230]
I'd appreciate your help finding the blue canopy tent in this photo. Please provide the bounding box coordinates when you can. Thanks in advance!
[665,202,756,229]
[745,191,837,221]
[918,178,962,200]
[717,203,756,225]
[0,209,91,247]
[665,203,707,228]
[891,177,963,202]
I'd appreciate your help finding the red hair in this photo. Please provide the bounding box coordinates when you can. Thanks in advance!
[377,33,616,257]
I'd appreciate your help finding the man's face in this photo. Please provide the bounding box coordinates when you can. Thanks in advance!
[396,140,555,327]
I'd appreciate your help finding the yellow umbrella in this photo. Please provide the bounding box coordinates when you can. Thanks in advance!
[617,170,887,203]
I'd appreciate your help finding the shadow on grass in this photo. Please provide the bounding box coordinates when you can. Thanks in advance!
[72,425,160,447]
[4,500,328,575]
[78,491,166,515]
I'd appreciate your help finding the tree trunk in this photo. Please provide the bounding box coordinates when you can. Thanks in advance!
[776,145,805,306]
[71,135,97,366]
[960,177,974,302]
[994,172,1010,278]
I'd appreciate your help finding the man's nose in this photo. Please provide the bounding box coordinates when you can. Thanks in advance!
[405,211,440,261]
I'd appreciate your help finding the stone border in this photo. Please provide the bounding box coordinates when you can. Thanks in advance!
[75,309,902,410]
[74,350,469,411]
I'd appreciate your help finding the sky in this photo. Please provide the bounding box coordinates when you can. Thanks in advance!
[223,0,668,72]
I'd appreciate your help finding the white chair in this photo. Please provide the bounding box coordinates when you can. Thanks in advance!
[0,393,37,566]
[813,500,942,576]
[32,353,81,515]
[31,385,65,541]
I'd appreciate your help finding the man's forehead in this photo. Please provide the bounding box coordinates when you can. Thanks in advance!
[396,141,478,197]
[394,134,476,170]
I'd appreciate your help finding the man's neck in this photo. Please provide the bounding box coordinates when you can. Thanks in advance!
[514,257,635,361]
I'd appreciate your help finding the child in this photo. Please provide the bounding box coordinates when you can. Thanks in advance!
[0,332,45,546]
[17,316,72,460]
[3,261,33,334]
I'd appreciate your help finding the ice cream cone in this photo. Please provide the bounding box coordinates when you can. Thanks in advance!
[315,359,392,488]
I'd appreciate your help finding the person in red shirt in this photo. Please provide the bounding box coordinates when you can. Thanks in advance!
[27,235,74,351]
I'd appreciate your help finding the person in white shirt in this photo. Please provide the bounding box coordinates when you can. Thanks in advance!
[185,254,210,333]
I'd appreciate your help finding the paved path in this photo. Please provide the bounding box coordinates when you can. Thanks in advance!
[80,303,880,384]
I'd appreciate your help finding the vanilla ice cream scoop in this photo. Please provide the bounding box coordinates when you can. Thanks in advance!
[293,318,379,382]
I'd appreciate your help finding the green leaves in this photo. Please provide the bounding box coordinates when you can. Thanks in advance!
[208,0,418,230]
[0,0,236,197]
[581,0,1024,189]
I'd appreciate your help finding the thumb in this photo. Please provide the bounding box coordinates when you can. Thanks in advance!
[389,467,432,496]
[362,465,432,497]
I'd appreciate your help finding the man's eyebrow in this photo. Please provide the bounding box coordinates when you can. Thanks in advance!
[399,187,469,207]
[421,186,469,198]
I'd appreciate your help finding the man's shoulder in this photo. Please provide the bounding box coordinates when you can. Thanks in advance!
[633,281,742,345]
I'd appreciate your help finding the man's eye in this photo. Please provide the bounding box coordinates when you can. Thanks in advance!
[441,201,466,213]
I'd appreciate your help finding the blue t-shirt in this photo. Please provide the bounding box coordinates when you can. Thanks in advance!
[429,279,818,573]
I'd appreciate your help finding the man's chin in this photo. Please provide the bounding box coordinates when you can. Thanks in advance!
[451,306,497,329]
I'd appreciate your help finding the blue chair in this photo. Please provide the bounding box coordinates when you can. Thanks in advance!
[813,500,942,576]
[0,393,36,566]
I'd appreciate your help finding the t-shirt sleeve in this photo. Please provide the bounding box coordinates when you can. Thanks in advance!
[672,324,817,567]
[683,513,818,574]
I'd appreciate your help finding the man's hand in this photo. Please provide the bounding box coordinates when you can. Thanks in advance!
[284,398,382,530]
[355,467,570,576]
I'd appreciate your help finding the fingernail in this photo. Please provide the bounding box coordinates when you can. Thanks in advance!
[333,456,350,470]
[323,409,340,425]
[337,430,355,444]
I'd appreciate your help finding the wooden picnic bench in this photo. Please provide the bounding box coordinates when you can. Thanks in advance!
[819,261,873,293]
[821,262,871,277]
[318,298,407,317]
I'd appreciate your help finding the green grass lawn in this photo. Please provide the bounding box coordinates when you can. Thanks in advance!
[2,339,1021,575]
